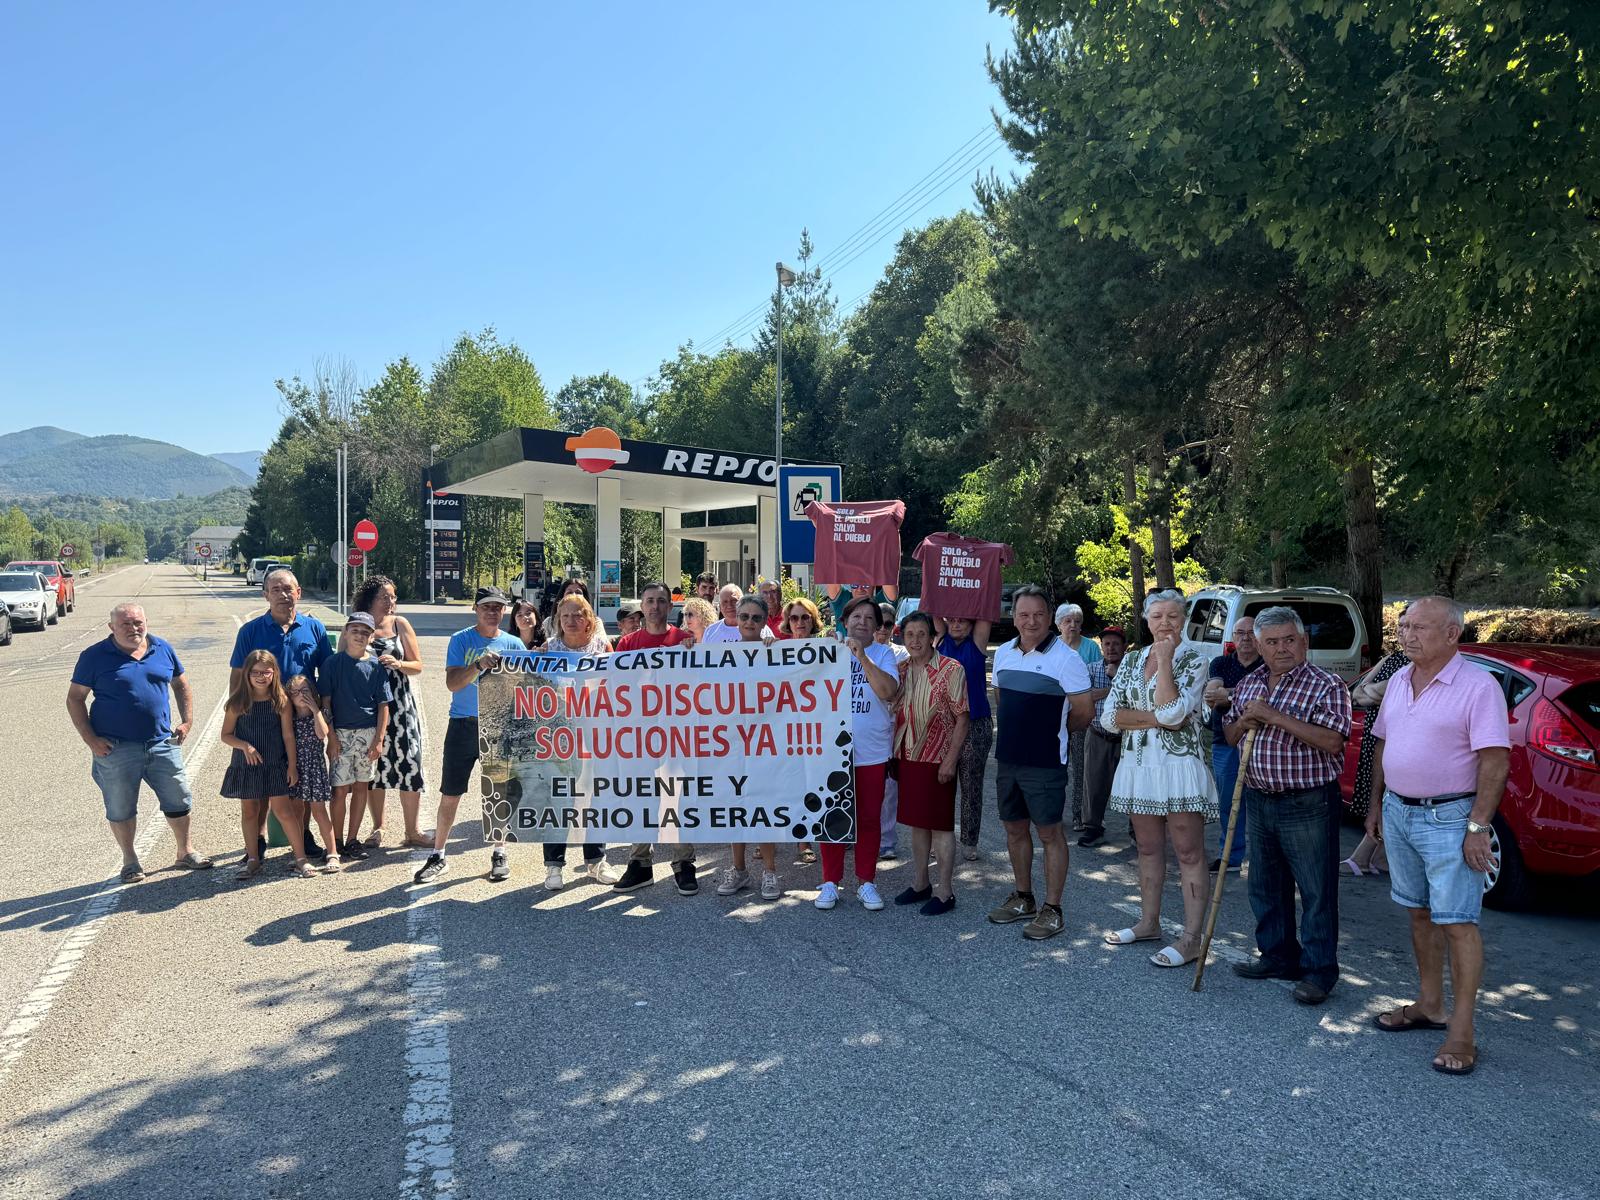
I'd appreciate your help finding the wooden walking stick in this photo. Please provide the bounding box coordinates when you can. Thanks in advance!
[1193,727,1257,992]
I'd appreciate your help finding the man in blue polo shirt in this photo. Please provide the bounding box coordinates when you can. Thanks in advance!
[68,603,213,882]
[986,585,1093,940]
[230,566,331,858]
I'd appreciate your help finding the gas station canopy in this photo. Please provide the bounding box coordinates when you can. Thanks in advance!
[427,427,838,609]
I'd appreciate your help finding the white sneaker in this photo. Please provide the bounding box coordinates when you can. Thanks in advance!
[815,881,839,910]
[760,871,782,901]
[585,860,620,885]
[543,865,564,891]
[715,867,750,896]
[857,881,885,910]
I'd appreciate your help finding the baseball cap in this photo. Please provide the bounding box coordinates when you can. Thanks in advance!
[617,601,642,618]
[474,586,510,606]
[344,611,376,630]
[1100,624,1127,638]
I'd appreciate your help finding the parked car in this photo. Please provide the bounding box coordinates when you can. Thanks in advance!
[0,596,12,645]
[1185,585,1368,682]
[5,560,74,616]
[246,557,288,586]
[1339,643,1600,909]
[0,571,57,629]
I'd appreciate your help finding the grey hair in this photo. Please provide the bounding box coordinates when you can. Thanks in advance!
[718,583,743,601]
[1412,595,1466,630]
[1055,602,1084,623]
[262,566,297,591]
[1141,589,1186,618]
[1253,605,1305,635]
[109,602,145,621]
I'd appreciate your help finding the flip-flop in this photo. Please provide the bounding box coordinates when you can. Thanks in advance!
[1105,927,1161,946]
[1432,1044,1478,1076]
[174,852,213,870]
[1150,944,1199,968]
[119,861,145,883]
[1375,1004,1448,1032]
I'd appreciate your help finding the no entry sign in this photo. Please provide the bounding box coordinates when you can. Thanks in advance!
[352,519,379,552]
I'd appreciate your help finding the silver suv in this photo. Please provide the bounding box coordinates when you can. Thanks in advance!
[1183,586,1369,682]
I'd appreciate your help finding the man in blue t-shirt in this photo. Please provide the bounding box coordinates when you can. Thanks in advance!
[229,567,333,859]
[937,616,993,858]
[68,603,213,881]
[414,587,524,885]
[1204,615,1265,872]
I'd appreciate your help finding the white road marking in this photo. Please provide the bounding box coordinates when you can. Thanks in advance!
[400,698,457,1199]
[0,688,231,1085]
[1109,900,1295,991]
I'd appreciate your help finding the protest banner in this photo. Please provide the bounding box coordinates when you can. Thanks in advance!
[476,639,857,844]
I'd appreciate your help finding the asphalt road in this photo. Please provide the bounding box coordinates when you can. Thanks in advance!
[1,564,1596,1199]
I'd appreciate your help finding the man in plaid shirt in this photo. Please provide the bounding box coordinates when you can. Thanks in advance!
[1223,606,1352,1005]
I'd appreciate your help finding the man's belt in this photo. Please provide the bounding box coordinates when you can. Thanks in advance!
[1392,790,1475,807]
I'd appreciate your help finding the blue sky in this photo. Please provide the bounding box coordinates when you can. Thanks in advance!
[0,2,1017,455]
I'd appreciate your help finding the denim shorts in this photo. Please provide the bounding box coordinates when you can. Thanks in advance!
[90,737,194,823]
[1382,791,1484,924]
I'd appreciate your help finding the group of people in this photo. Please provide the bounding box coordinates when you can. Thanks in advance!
[68,569,1507,1077]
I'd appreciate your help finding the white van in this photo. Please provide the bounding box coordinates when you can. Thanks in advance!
[1183,586,1368,682]
[246,558,288,586]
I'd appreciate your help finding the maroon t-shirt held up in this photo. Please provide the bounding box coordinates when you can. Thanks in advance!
[806,500,905,587]
[913,532,1015,620]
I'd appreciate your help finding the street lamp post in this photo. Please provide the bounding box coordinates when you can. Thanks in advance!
[774,261,797,583]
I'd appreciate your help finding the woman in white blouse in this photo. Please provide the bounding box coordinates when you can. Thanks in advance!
[1101,590,1219,968]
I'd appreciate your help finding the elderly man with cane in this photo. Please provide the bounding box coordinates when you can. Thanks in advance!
[1221,606,1351,1006]
[1365,597,1508,1076]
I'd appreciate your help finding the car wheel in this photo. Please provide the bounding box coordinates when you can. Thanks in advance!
[1,622,10,645]
[47,608,58,625]
[1483,815,1536,911]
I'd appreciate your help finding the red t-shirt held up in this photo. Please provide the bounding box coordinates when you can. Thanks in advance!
[615,626,691,652]
[806,500,905,587]
[913,532,1015,620]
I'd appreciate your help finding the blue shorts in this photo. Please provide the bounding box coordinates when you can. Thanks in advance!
[1382,791,1483,924]
[90,737,194,824]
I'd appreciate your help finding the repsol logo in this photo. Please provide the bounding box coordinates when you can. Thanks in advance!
[661,449,778,483]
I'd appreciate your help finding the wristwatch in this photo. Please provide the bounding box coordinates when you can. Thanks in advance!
[1466,820,1492,835]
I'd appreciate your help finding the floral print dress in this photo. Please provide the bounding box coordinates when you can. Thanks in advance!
[1102,644,1219,820]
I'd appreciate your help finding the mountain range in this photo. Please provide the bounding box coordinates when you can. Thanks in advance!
[0,426,264,499]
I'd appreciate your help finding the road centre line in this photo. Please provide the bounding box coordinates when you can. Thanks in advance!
[399,701,458,1199]
[0,686,232,1088]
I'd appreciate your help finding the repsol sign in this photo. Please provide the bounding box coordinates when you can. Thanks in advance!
[659,448,777,483]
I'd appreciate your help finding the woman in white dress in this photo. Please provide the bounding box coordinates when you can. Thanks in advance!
[1102,590,1219,968]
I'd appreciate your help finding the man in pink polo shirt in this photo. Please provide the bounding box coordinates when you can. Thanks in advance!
[1365,596,1509,1077]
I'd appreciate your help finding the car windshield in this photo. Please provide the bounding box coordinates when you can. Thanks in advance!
[0,574,42,591]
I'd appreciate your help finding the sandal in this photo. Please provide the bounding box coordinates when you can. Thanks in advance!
[119,861,145,883]
[174,851,213,870]
[234,859,263,881]
[1339,856,1373,877]
[797,845,817,864]
[1105,927,1161,946]
[1375,1004,1448,1033]
[1432,1042,1478,1075]
[1150,942,1200,968]
[403,833,434,849]
[287,859,318,878]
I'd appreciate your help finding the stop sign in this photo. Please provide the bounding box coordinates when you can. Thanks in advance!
[347,548,365,567]
[352,519,379,552]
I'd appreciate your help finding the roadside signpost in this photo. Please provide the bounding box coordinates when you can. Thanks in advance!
[59,542,76,559]
[352,520,379,552]
[347,548,364,568]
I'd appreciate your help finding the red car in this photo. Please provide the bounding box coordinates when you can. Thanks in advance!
[5,560,74,617]
[1340,644,1600,908]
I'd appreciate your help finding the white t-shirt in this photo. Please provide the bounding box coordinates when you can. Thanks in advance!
[702,620,773,644]
[850,641,901,767]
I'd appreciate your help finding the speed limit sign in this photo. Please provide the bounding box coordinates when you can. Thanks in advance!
[196,544,212,560]
[59,543,76,558]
